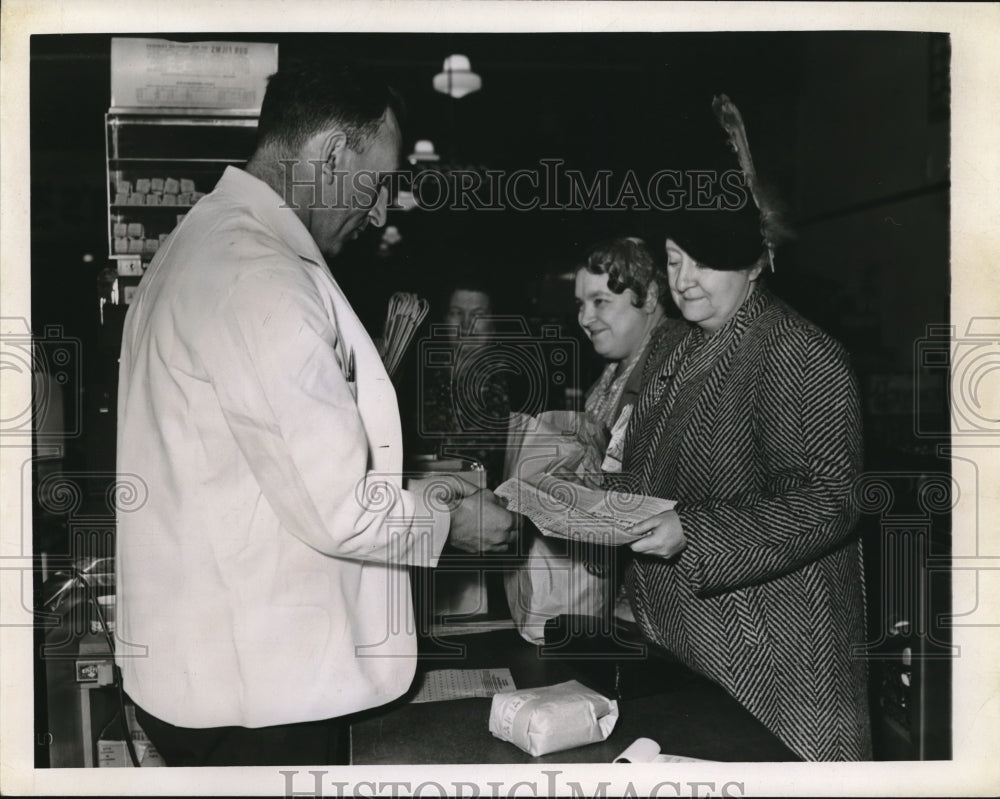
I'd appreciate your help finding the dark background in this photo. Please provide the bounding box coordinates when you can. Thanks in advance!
[30,31,952,761]
[30,31,951,453]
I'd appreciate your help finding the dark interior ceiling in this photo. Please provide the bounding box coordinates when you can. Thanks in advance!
[29,31,924,336]
[29,31,811,318]
[30,31,806,173]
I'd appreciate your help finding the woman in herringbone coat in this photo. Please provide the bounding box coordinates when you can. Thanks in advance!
[615,96,872,761]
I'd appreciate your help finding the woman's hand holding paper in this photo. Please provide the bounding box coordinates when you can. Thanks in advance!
[629,509,686,559]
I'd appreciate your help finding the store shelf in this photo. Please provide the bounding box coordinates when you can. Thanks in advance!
[109,157,246,164]
[109,205,198,210]
[108,108,260,120]
[106,110,257,272]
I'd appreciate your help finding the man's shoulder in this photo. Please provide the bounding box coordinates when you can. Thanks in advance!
[176,191,301,265]
[157,193,323,303]
[147,193,331,333]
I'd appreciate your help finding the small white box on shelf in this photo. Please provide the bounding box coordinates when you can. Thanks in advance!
[163,177,180,194]
[145,194,161,206]
[150,177,164,192]
[114,237,129,254]
[161,194,177,206]
[113,222,128,238]
[127,222,144,238]
[128,193,145,206]
[117,258,143,276]
[135,178,151,194]
[179,178,196,194]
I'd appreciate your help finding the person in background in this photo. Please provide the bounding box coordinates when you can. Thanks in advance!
[417,278,511,488]
[575,237,685,473]
[620,94,870,760]
[115,58,515,767]
[570,237,687,626]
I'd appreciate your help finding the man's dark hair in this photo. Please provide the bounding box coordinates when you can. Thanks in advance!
[256,58,405,154]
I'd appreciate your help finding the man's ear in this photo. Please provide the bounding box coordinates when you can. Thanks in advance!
[319,130,348,183]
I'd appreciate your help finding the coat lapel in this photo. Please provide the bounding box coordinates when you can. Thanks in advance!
[312,263,401,476]
[220,167,403,477]
[634,288,772,499]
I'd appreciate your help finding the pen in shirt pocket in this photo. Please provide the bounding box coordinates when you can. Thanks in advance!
[346,347,356,382]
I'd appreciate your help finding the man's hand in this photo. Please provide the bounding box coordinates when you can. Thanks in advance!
[411,473,484,512]
[629,509,686,559]
[448,489,517,553]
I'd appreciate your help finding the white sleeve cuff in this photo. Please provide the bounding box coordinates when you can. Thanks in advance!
[399,478,452,568]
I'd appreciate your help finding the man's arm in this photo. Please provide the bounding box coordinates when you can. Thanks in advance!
[205,263,466,566]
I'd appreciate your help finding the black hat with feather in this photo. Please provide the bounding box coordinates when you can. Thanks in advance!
[648,94,791,272]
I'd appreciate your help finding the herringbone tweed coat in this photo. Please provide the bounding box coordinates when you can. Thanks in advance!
[613,287,872,761]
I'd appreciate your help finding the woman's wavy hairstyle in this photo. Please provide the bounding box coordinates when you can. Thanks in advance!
[581,237,666,309]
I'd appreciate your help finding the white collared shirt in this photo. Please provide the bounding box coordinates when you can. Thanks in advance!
[116,167,449,728]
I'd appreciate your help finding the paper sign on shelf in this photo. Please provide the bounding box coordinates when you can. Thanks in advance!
[110,38,278,111]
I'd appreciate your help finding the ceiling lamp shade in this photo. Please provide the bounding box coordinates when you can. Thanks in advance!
[433,54,482,99]
[380,225,402,247]
[407,139,440,164]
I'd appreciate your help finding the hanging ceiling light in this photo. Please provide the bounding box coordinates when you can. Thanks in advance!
[381,225,402,247]
[377,225,403,257]
[407,139,440,165]
[433,54,481,99]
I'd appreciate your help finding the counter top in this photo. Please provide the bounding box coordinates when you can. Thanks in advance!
[349,628,797,764]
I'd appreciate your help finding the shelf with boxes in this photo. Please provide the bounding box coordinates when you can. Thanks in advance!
[105,112,258,277]
[110,217,189,260]
[110,174,208,206]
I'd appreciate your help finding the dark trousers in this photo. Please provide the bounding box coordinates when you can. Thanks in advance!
[133,703,349,766]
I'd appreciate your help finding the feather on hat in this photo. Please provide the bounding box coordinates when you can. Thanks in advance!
[652,94,791,272]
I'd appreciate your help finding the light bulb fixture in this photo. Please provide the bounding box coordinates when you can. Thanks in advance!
[381,225,402,247]
[433,54,481,99]
[407,139,440,165]
[377,224,403,258]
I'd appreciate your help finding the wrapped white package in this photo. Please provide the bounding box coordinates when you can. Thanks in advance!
[500,411,614,642]
[502,410,608,488]
[489,680,618,756]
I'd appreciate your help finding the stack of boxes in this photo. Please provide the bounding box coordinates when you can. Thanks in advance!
[111,221,173,257]
[112,176,205,208]
[111,175,206,258]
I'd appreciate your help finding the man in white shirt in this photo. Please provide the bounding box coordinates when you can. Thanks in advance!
[115,58,515,766]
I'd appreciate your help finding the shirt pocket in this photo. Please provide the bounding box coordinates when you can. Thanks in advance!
[341,344,357,400]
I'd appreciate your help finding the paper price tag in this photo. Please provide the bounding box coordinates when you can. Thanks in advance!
[497,692,538,738]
